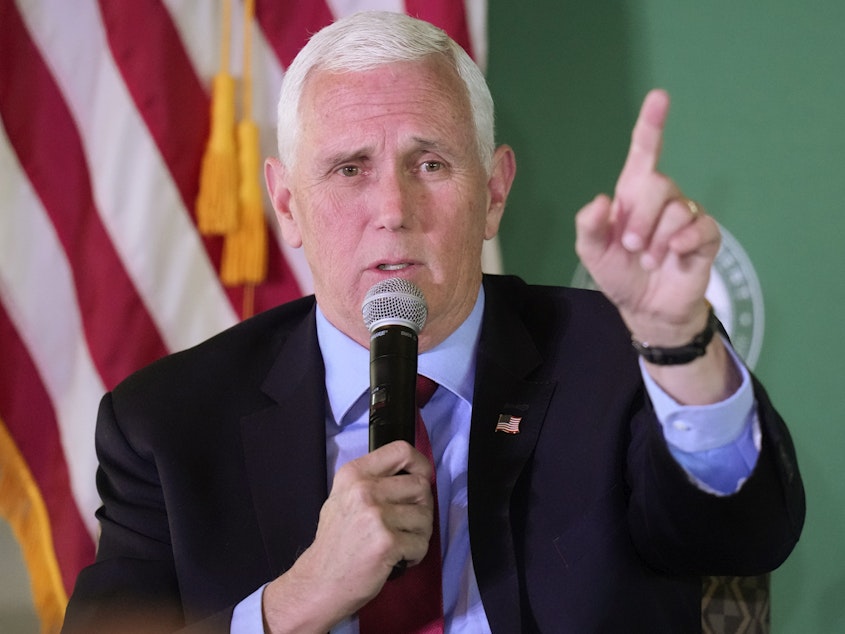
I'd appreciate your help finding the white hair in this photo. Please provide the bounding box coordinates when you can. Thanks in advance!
[276,11,496,173]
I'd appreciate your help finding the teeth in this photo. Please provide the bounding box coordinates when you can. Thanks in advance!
[378,263,409,271]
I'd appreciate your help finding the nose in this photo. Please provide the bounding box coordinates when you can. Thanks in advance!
[372,170,414,231]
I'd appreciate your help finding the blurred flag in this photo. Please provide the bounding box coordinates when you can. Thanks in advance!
[0,0,488,630]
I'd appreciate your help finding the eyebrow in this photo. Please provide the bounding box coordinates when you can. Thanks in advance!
[319,137,451,170]
[410,137,447,153]
[321,147,374,168]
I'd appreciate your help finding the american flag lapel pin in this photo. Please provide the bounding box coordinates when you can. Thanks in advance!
[495,413,522,434]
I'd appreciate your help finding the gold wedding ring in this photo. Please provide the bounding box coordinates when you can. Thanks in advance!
[684,198,701,218]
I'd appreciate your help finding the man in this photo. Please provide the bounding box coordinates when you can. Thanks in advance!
[63,11,804,633]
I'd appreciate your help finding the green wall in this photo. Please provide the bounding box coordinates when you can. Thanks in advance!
[487,1,845,631]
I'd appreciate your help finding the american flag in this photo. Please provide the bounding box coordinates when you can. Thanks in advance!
[0,1,489,630]
[495,413,522,434]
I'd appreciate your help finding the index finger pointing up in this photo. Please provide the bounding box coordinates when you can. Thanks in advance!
[618,89,671,183]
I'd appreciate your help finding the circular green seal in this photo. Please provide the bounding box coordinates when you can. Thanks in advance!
[570,223,765,369]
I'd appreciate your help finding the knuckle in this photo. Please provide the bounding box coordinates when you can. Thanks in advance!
[347,478,376,507]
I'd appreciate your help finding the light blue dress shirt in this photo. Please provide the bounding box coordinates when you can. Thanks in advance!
[232,288,760,633]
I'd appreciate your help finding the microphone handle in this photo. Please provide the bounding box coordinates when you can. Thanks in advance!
[368,325,418,452]
[368,324,419,580]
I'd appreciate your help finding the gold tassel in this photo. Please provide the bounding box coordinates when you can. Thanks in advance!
[195,0,238,235]
[220,0,267,312]
[221,119,268,289]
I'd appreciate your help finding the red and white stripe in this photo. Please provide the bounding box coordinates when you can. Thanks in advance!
[0,0,488,626]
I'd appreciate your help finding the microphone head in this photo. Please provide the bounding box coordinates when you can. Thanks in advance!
[362,278,428,334]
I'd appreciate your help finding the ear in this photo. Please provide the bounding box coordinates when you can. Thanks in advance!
[264,157,302,248]
[483,145,517,240]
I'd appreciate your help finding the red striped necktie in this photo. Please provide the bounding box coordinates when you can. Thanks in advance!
[358,375,444,633]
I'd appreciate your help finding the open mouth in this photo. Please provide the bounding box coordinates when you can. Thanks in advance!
[377,263,411,271]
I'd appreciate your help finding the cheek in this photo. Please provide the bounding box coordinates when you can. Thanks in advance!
[446,191,491,245]
[292,196,346,272]
[430,206,486,278]
[297,189,356,243]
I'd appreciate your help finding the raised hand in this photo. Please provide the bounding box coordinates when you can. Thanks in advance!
[575,89,740,404]
[575,89,720,347]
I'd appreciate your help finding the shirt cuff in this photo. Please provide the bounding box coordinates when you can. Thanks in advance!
[230,584,266,633]
[640,336,754,453]
[640,337,762,495]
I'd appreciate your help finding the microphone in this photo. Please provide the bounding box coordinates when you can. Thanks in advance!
[362,278,428,452]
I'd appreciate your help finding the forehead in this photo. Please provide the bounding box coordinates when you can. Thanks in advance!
[297,57,473,144]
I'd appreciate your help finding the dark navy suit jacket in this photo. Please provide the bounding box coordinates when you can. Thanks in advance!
[63,274,804,633]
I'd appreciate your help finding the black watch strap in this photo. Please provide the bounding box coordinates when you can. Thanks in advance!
[631,307,718,365]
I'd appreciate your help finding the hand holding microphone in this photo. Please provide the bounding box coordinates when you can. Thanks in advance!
[279,277,433,613]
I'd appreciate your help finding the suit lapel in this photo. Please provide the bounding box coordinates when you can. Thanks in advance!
[469,277,557,632]
[240,307,329,576]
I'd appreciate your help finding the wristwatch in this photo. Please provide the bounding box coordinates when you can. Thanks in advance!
[631,306,719,365]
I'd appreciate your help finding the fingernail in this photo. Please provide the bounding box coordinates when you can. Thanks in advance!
[622,232,643,252]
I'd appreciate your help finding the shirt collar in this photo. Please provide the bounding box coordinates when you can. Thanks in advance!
[316,287,485,427]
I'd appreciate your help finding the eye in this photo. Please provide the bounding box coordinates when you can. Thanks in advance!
[338,165,360,177]
[420,160,443,173]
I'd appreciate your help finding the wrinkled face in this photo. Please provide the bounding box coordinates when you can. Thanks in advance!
[266,57,514,350]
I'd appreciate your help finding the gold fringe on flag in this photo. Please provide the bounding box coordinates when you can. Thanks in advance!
[220,0,268,313]
[0,418,67,634]
[196,0,238,235]
[221,119,268,289]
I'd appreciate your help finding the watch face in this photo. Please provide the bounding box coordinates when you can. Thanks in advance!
[571,223,765,369]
